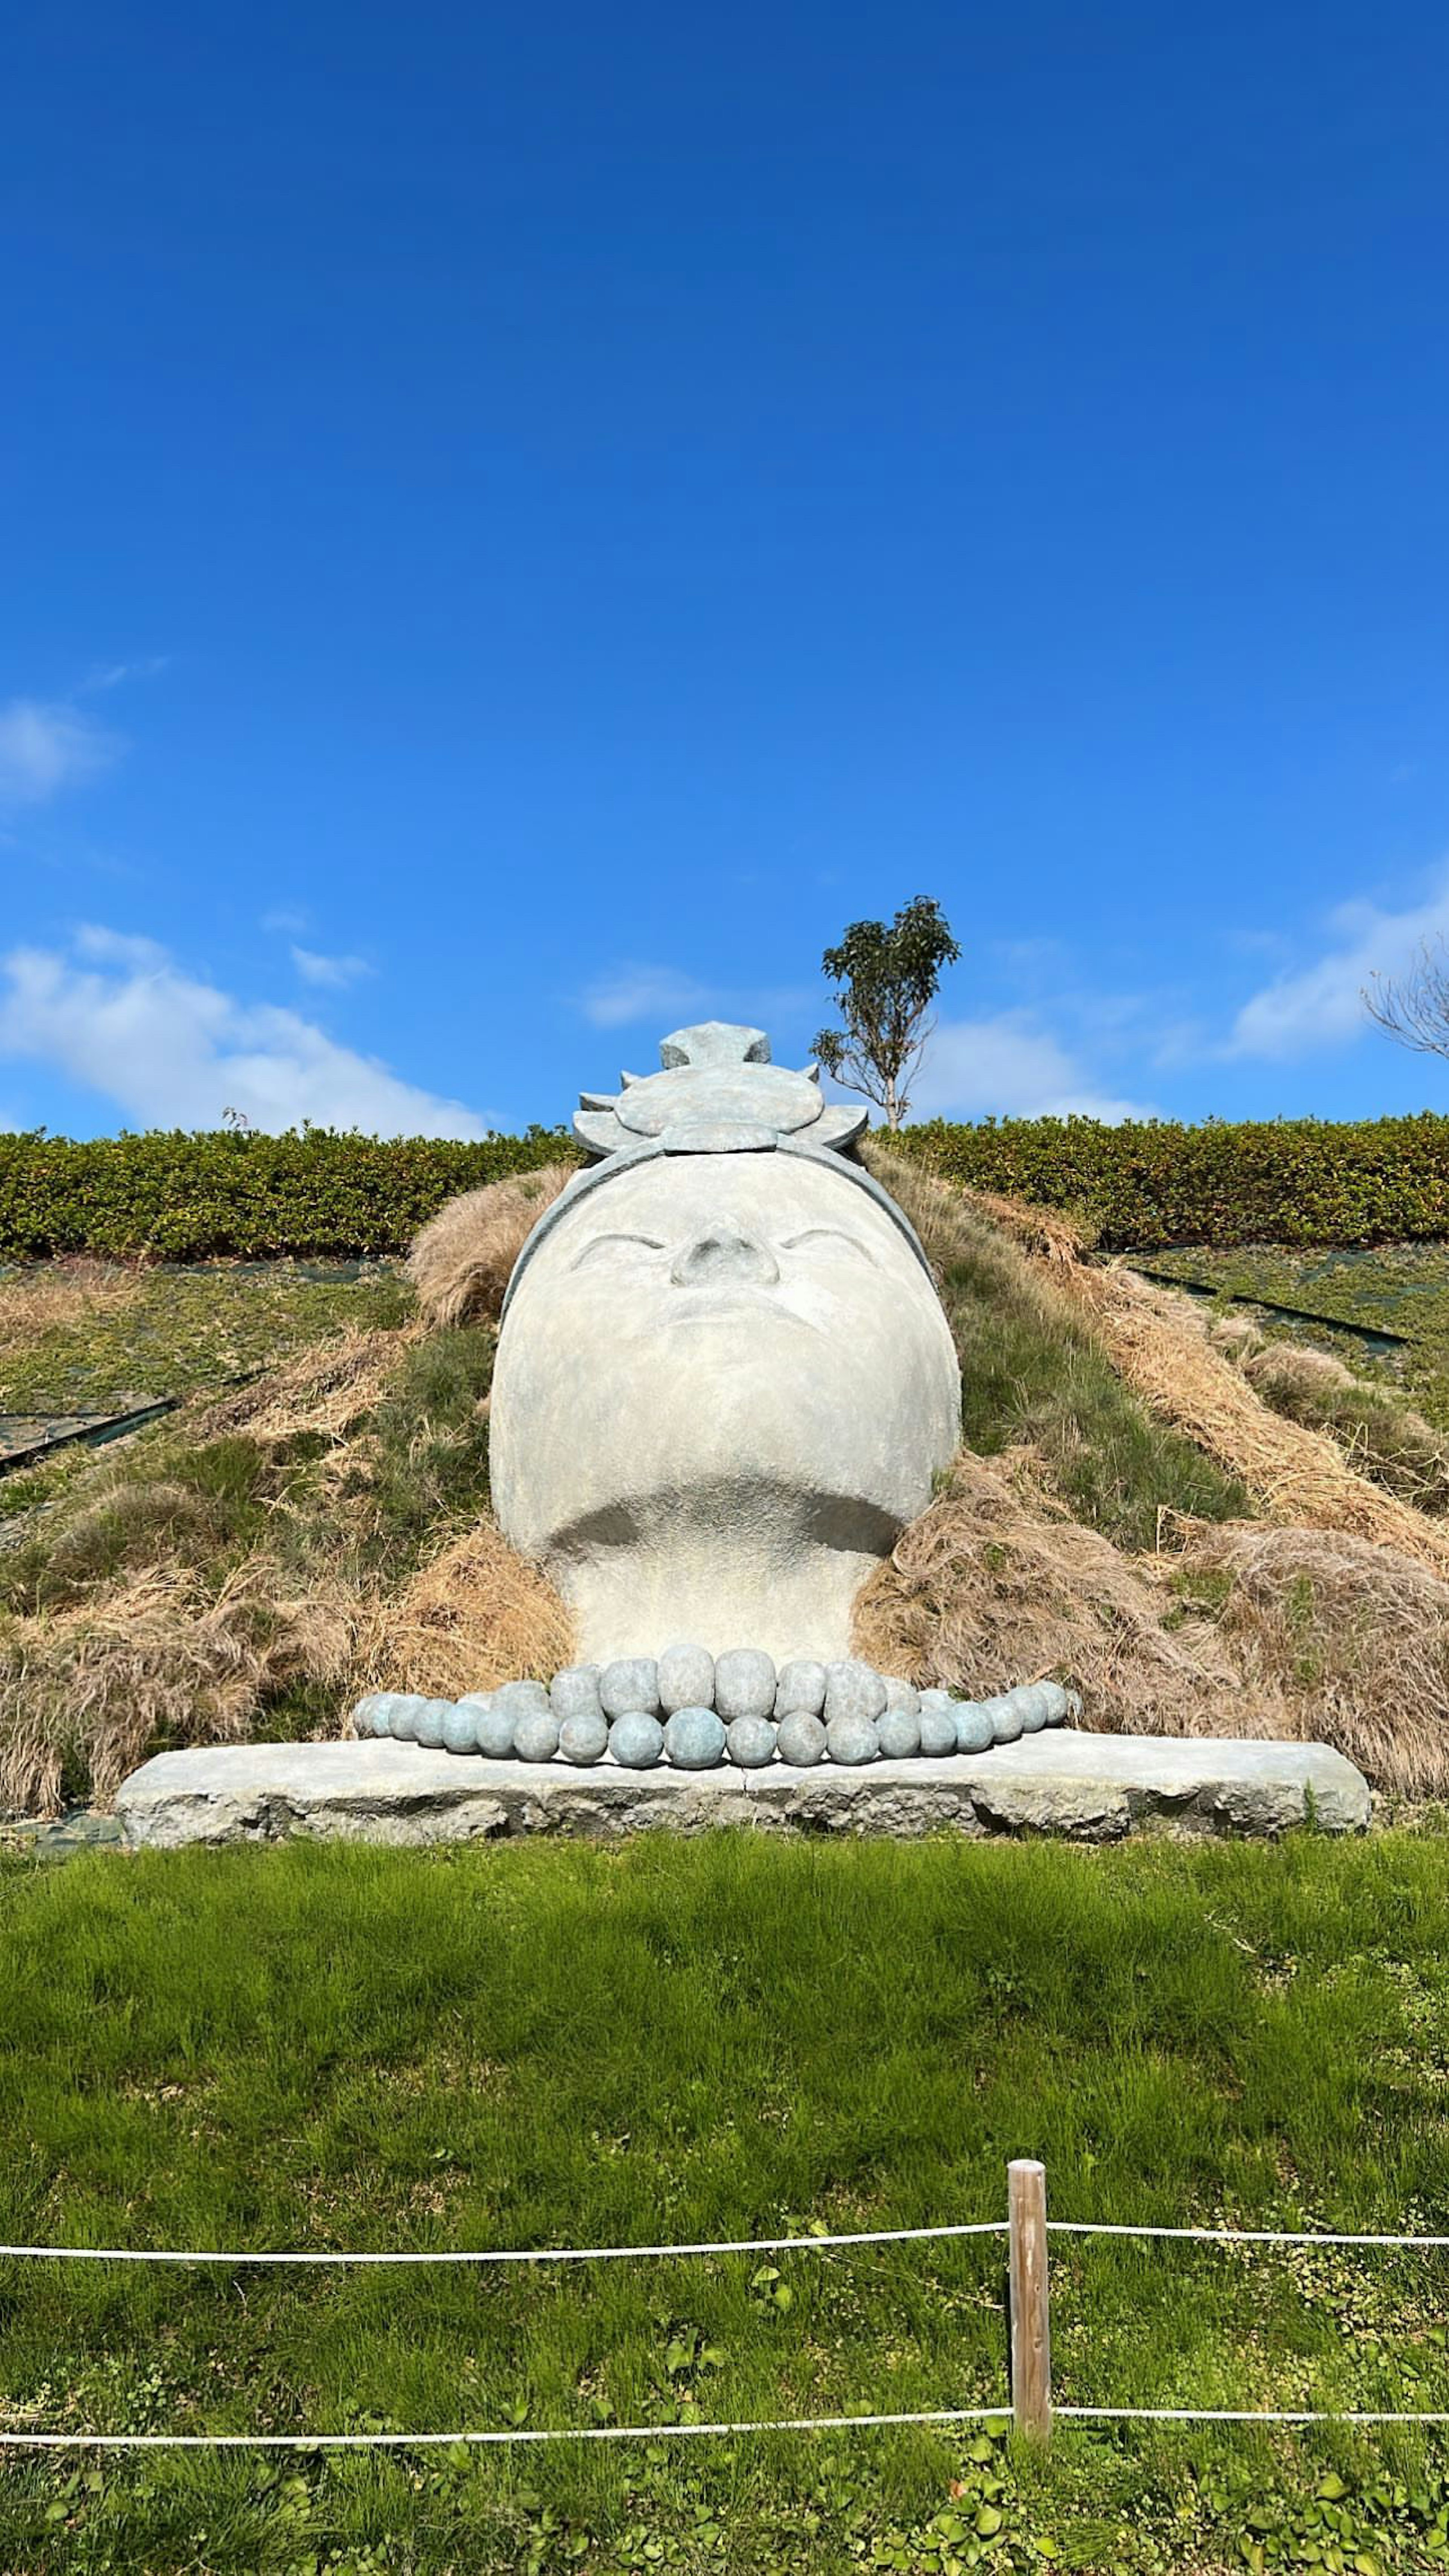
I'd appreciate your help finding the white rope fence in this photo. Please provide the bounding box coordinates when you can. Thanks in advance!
[3,2161,1448,2450]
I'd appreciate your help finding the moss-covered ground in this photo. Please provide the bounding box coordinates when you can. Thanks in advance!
[4,1832,1449,2573]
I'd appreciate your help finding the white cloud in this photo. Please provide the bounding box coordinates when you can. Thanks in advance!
[82,655,169,693]
[910,1015,1151,1123]
[263,906,308,936]
[579,963,710,1029]
[290,944,373,990]
[1229,861,1449,1059]
[0,930,497,1137]
[0,698,120,805]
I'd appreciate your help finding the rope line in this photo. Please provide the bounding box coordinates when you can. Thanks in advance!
[1049,2222,1449,2249]
[0,2408,1011,2451]
[0,2218,1006,2268]
[1057,2407,1449,2425]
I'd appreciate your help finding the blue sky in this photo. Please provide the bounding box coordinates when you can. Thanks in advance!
[4,0,1449,1138]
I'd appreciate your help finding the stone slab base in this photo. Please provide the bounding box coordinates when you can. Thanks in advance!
[114,1732,1371,1849]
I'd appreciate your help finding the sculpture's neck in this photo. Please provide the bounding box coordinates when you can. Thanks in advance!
[545,1484,898,1666]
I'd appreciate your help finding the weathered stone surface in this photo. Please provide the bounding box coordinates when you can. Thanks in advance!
[714,1649,776,1720]
[824,1713,881,1766]
[663,1708,728,1770]
[774,1710,827,1766]
[550,1666,603,1723]
[876,1708,922,1760]
[559,1712,609,1765]
[825,1660,888,1726]
[115,1734,1373,1850]
[600,1657,660,1720]
[609,1712,665,1769]
[918,1695,959,1757]
[953,1702,995,1755]
[775,1660,827,1718]
[513,1711,560,1763]
[883,1678,921,1720]
[725,1716,777,1768]
[658,1644,714,1714]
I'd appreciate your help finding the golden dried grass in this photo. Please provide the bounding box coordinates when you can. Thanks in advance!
[853,1448,1240,1731]
[1244,1343,1357,1399]
[408,1166,575,1330]
[1058,1260,1449,1576]
[0,1260,140,1357]
[0,1556,355,1816]
[358,1519,573,1700]
[1207,1312,1264,1363]
[191,1325,414,1445]
[1178,1522,1449,1798]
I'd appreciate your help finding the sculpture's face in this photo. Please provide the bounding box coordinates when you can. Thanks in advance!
[489,1152,961,1557]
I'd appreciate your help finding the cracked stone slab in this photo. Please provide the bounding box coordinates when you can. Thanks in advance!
[113,1732,1372,1849]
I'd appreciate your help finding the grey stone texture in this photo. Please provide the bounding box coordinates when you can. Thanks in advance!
[825,1660,888,1726]
[825,1713,881,1766]
[115,1734,1374,1849]
[658,1644,715,1715]
[492,1680,551,1727]
[774,1711,828,1766]
[953,1702,996,1755]
[775,1660,827,1718]
[876,1707,922,1761]
[609,1713,665,1769]
[600,1657,661,1720]
[883,1678,922,1720]
[663,1708,728,1770]
[513,1711,560,1763]
[559,1712,609,1765]
[917,1705,960,1757]
[714,1649,777,1720]
[550,1666,603,1723]
[726,1717,778,1768]
[460,1694,517,1759]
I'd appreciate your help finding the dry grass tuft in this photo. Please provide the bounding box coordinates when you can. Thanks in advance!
[1058,1261,1449,1575]
[0,1261,140,1359]
[1207,1312,1264,1363]
[408,1167,575,1329]
[853,1449,1240,1731]
[360,1520,573,1700]
[1244,1344,1357,1400]
[192,1326,414,1445]
[0,1557,356,1816]
[1177,1522,1449,1798]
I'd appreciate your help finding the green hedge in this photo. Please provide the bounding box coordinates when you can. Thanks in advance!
[8,1112,1449,1260]
[0,1127,577,1260]
[895,1112,1449,1250]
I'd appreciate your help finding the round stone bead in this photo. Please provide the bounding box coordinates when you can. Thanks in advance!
[388,1695,428,1741]
[826,1712,880,1765]
[775,1658,827,1718]
[458,1693,517,1758]
[775,1710,828,1766]
[609,1712,665,1769]
[982,1692,1024,1744]
[350,1694,386,1737]
[442,1702,480,1755]
[559,1711,609,1766]
[883,1677,922,1720]
[492,1679,552,1729]
[876,1707,922,1760]
[657,1644,715,1714]
[1033,1680,1072,1726]
[550,1664,603,1724]
[825,1660,887,1726]
[414,1699,452,1749]
[726,1716,777,1768]
[952,1701,996,1754]
[600,1656,661,1720]
[1008,1682,1055,1734]
[514,1711,561,1763]
[663,1707,727,1770]
[714,1649,777,1721]
[917,1696,959,1758]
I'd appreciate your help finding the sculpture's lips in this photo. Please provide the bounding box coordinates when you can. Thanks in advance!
[665,1289,818,1330]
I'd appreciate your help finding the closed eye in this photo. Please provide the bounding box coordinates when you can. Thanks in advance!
[571,1232,666,1270]
[781,1227,876,1263]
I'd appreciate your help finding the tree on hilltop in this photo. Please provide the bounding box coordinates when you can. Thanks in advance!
[813,896,960,1131]
[1364,939,1449,1063]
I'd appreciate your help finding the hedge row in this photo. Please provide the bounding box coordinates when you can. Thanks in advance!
[895,1112,1449,1250]
[0,1127,577,1260]
[6,1113,1449,1261]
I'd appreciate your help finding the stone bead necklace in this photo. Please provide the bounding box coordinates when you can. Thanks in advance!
[352,1650,1080,1770]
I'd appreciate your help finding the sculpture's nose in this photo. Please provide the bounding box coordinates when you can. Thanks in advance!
[671,1225,780,1288]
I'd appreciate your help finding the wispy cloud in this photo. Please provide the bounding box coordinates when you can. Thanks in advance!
[0,929,497,1137]
[911,1015,1151,1123]
[1229,859,1449,1059]
[0,698,121,807]
[290,944,373,990]
[262,906,308,937]
[82,655,169,694]
[579,963,712,1029]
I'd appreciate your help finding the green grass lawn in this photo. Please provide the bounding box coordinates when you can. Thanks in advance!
[4,1833,1449,2572]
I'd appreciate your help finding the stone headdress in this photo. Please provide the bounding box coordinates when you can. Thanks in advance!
[500,1021,936,1318]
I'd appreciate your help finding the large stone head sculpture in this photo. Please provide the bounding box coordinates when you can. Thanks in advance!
[489,1024,961,1662]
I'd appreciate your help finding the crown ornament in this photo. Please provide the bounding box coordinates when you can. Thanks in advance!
[574,1022,868,1161]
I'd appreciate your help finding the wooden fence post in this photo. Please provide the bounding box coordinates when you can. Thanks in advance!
[1008,2157,1052,2441]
